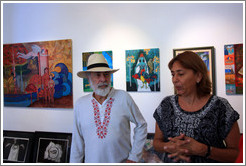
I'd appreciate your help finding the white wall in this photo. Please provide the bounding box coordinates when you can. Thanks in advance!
[2,2,244,134]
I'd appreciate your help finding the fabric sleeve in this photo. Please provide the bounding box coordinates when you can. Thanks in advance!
[70,102,85,163]
[153,96,173,141]
[153,101,163,128]
[126,93,147,162]
[153,96,171,126]
[217,97,240,140]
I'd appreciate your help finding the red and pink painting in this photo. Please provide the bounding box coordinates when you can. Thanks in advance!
[3,39,73,108]
[224,44,243,95]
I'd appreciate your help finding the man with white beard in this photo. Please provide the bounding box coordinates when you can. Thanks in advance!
[70,53,147,163]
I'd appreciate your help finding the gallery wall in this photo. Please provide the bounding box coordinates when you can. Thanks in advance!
[2,2,244,134]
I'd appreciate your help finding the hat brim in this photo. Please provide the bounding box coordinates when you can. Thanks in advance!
[77,67,119,78]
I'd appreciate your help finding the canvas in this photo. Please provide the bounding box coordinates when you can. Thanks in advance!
[3,39,73,108]
[3,131,35,163]
[173,46,216,95]
[82,51,113,92]
[33,131,72,163]
[126,48,160,92]
[224,44,243,95]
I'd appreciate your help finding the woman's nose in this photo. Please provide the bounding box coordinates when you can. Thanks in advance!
[172,75,178,83]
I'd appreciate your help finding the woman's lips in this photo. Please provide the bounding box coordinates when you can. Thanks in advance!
[175,86,182,91]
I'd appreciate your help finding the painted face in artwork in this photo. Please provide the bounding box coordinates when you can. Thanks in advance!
[138,57,146,69]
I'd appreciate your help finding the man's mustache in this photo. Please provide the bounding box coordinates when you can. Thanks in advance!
[97,82,109,88]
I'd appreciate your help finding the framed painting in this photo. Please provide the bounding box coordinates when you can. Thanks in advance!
[173,46,216,94]
[33,131,72,163]
[82,51,114,92]
[126,48,160,92]
[3,130,35,163]
[3,39,73,108]
[224,44,243,95]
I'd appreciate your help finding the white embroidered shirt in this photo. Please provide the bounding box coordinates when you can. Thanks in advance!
[70,88,147,163]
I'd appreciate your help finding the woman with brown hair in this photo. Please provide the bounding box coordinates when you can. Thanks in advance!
[153,51,240,163]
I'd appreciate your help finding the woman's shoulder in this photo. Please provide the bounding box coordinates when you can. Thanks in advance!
[160,95,176,104]
[209,95,238,115]
[210,95,231,106]
[154,95,176,121]
[155,95,176,111]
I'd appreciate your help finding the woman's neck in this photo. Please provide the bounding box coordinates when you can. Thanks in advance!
[178,93,211,112]
[179,93,198,105]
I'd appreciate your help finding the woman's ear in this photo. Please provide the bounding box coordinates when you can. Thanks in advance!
[196,72,203,83]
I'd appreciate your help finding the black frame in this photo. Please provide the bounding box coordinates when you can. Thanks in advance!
[3,130,35,163]
[173,46,216,95]
[32,131,72,163]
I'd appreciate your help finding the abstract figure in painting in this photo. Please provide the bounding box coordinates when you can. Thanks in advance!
[17,44,41,59]
[44,141,63,163]
[5,139,25,162]
[132,53,151,91]
[126,48,160,92]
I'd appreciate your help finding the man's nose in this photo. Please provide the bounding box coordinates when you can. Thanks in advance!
[99,73,107,81]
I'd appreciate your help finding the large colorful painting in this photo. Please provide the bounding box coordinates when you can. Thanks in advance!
[126,48,160,92]
[3,39,73,108]
[82,51,113,92]
[224,44,243,95]
[173,46,215,95]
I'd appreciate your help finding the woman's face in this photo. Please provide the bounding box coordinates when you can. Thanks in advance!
[171,61,201,96]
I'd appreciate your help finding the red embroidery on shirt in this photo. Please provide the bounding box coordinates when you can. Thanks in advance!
[92,98,115,139]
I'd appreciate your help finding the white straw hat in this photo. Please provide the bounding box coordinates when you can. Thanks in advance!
[77,53,119,78]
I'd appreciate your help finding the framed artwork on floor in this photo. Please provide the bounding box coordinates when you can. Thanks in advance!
[32,131,72,163]
[82,51,114,92]
[224,44,243,95]
[173,46,216,95]
[3,39,73,108]
[141,133,162,163]
[3,130,35,163]
[126,48,160,92]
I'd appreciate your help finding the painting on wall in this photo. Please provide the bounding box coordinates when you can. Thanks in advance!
[3,131,35,163]
[3,39,73,108]
[126,48,160,92]
[224,44,243,95]
[173,46,216,95]
[82,51,114,92]
[33,131,72,163]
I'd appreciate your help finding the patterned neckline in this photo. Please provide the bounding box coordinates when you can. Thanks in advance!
[91,98,115,139]
[174,95,214,114]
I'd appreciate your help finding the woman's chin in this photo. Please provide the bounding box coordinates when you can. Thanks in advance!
[176,90,183,96]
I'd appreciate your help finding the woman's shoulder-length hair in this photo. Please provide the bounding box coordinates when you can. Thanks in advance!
[168,51,212,97]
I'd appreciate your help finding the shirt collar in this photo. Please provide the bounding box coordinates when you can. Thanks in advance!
[90,87,115,103]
